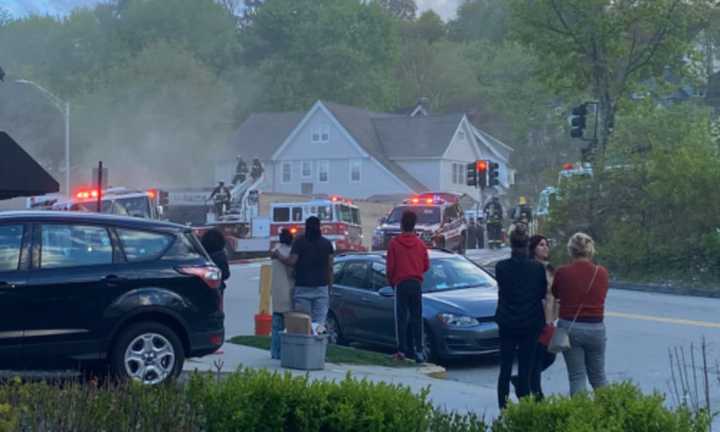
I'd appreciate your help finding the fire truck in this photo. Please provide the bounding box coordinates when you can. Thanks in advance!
[372,192,467,253]
[269,195,365,252]
[32,187,165,219]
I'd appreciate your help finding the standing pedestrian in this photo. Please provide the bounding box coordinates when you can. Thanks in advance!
[269,229,294,360]
[466,218,478,250]
[552,232,609,395]
[386,210,430,363]
[272,216,334,331]
[200,228,230,292]
[511,235,558,399]
[494,227,547,410]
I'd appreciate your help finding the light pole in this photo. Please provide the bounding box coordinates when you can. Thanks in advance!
[15,80,71,196]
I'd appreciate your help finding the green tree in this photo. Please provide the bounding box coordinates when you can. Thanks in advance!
[377,0,418,20]
[508,0,714,159]
[241,0,400,111]
[448,0,509,43]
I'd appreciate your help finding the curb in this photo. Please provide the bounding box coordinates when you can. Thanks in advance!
[419,364,448,380]
[610,280,720,299]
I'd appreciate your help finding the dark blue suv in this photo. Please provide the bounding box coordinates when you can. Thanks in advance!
[0,211,224,384]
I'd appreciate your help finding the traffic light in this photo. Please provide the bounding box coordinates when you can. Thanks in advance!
[466,162,477,186]
[569,103,588,138]
[488,161,500,187]
[476,160,488,188]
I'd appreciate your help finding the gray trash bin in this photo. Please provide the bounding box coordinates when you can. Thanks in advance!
[280,333,327,370]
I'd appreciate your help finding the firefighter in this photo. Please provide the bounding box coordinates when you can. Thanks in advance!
[484,196,504,249]
[209,181,231,217]
[511,196,533,224]
[251,158,264,180]
[466,218,478,250]
[233,156,248,185]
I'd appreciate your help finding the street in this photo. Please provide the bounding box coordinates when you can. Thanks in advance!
[224,252,720,413]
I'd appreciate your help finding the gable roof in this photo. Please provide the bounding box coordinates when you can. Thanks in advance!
[373,113,465,159]
[225,112,304,160]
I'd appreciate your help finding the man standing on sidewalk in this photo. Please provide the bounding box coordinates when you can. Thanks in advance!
[387,211,430,363]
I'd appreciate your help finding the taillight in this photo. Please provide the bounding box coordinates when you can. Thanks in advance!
[178,265,222,290]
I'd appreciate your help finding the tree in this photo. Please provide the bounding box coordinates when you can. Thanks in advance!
[377,0,417,20]
[241,0,400,111]
[449,0,509,43]
[509,0,714,159]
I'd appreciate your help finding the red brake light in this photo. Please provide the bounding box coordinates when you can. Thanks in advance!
[563,163,574,170]
[426,198,433,204]
[178,265,222,290]
[411,198,419,204]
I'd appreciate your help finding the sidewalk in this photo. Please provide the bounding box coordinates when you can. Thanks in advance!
[183,342,500,419]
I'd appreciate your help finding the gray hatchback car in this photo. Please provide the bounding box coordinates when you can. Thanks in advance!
[327,250,499,362]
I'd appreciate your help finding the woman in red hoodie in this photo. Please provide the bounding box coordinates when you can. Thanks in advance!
[386,211,430,363]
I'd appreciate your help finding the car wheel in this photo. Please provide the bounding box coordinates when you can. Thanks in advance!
[422,323,439,364]
[110,322,184,385]
[326,313,348,346]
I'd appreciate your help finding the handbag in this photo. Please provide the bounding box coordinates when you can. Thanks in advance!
[547,265,598,354]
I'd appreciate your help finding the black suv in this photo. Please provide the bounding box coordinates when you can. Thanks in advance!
[0,211,224,384]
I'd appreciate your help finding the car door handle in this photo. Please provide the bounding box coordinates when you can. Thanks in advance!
[102,275,127,283]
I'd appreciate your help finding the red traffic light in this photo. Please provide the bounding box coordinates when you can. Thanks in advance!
[475,160,488,172]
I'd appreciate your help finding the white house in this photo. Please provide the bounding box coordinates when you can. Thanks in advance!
[216,100,514,201]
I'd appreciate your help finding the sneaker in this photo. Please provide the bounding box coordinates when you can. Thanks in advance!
[415,352,426,364]
[392,352,407,361]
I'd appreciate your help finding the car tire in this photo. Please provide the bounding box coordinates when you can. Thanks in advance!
[422,322,440,364]
[326,313,348,346]
[110,322,185,385]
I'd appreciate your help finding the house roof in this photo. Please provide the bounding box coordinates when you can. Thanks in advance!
[225,111,304,160]
[372,113,465,159]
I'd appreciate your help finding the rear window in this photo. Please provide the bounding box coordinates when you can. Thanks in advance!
[117,229,172,262]
[0,225,24,272]
[162,232,205,261]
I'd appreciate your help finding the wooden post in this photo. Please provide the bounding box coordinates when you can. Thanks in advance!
[258,264,272,315]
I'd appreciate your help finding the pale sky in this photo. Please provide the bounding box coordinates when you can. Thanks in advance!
[416,0,463,21]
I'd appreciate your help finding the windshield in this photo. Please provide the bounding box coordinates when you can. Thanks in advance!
[422,257,496,293]
[336,204,354,223]
[114,196,151,219]
[386,206,441,226]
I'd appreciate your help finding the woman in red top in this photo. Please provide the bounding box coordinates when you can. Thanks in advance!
[551,233,609,395]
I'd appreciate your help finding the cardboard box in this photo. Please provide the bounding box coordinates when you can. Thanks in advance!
[284,312,312,335]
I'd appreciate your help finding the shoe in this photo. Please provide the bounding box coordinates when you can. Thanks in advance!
[392,352,407,361]
[415,352,426,364]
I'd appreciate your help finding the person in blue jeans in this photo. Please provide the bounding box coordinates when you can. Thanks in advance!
[269,229,294,359]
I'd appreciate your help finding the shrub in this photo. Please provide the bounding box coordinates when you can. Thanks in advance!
[492,383,711,432]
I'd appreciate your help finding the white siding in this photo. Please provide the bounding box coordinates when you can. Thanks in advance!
[277,108,366,161]
[396,160,441,191]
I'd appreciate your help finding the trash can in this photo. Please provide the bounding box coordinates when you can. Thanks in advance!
[280,333,327,370]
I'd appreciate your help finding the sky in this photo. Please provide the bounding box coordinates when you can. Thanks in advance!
[417,0,463,20]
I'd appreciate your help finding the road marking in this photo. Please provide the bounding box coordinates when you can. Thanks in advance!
[606,311,720,329]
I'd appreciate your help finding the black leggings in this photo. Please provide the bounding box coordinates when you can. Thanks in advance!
[497,326,542,410]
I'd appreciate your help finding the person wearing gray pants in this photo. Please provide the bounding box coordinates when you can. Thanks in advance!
[294,286,330,325]
[552,233,609,396]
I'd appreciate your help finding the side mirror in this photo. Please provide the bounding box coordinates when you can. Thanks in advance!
[378,287,394,297]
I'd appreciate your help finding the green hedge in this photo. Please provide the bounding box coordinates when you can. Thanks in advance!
[0,373,710,432]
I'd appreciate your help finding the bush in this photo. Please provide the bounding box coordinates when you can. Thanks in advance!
[493,383,711,432]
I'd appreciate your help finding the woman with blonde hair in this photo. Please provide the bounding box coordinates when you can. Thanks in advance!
[551,233,609,395]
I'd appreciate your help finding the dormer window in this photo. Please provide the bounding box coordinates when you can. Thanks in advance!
[312,126,330,143]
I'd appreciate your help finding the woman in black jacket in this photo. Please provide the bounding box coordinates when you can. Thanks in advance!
[201,228,231,291]
[494,227,547,410]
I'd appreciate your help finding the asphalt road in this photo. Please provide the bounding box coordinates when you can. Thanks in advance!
[224,253,720,415]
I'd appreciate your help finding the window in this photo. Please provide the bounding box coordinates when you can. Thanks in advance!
[281,162,292,184]
[452,163,459,184]
[458,130,466,141]
[318,160,329,183]
[337,261,368,289]
[291,207,303,222]
[301,161,313,178]
[350,160,361,183]
[317,205,333,221]
[118,229,173,262]
[312,126,329,143]
[421,257,496,293]
[444,205,459,222]
[351,207,360,225]
[273,207,290,222]
[40,224,112,269]
[452,163,465,185]
[333,262,344,281]
[163,232,204,261]
[369,261,388,289]
[0,225,23,272]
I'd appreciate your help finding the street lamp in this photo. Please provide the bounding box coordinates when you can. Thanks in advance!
[14,79,71,196]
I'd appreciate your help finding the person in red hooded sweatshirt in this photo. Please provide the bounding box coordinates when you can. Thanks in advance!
[386,210,430,363]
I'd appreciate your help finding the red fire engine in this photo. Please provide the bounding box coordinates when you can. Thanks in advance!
[269,195,366,252]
